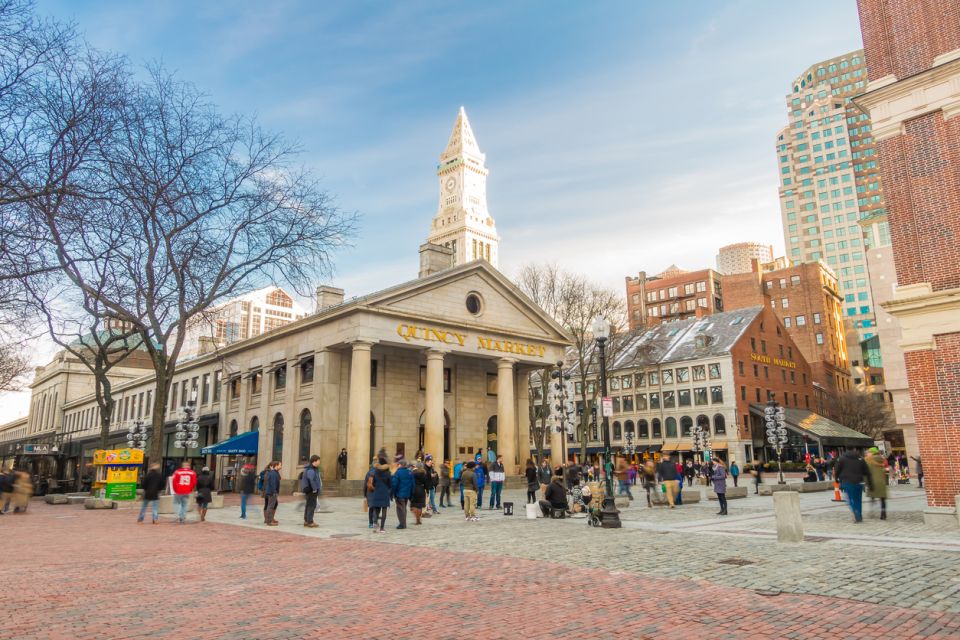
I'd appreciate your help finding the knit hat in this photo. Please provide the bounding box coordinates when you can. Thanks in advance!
[424,454,433,461]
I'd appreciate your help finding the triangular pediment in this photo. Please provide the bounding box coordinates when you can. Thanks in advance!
[360,261,570,344]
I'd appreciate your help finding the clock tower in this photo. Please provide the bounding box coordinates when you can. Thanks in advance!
[426,107,500,268]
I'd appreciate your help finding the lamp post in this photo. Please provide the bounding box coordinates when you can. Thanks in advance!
[764,399,788,484]
[547,361,575,464]
[174,389,200,453]
[591,315,621,529]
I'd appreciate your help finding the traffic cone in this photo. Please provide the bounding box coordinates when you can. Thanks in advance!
[831,481,843,502]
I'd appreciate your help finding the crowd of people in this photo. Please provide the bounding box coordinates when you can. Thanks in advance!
[0,468,33,514]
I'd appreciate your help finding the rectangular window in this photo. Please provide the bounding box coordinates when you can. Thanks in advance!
[711,386,723,403]
[635,372,645,387]
[250,371,262,396]
[693,388,707,405]
[796,315,806,326]
[708,363,721,379]
[370,360,378,388]
[740,385,746,400]
[230,376,241,399]
[663,390,675,408]
[815,333,824,344]
[301,357,315,384]
[171,383,178,409]
[813,312,821,324]
[213,372,221,402]
[781,298,789,309]
[622,395,634,412]
[648,372,659,386]
[692,365,706,381]
[610,376,620,391]
[784,317,792,328]
[661,369,673,384]
[202,374,210,404]
[487,373,498,396]
[738,361,744,375]
[612,397,621,413]
[649,392,660,410]
[621,375,632,390]
[652,420,662,438]
[675,368,689,383]
[635,394,647,410]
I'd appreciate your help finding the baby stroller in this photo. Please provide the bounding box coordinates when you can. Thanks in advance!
[586,502,602,527]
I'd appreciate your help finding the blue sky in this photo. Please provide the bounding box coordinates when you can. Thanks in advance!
[1,1,864,421]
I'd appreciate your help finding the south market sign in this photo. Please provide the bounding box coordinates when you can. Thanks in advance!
[396,323,548,358]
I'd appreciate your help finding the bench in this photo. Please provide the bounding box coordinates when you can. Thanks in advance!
[44,494,69,505]
[709,486,748,500]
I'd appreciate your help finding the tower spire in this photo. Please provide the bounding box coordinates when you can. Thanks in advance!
[440,106,483,164]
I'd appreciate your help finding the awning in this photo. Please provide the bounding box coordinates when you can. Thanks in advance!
[643,444,663,453]
[267,362,286,373]
[710,442,728,451]
[663,441,692,452]
[244,369,262,380]
[201,430,259,455]
[748,404,874,448]
[295,355,314,368]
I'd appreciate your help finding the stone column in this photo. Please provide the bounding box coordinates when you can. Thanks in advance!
[346,341,373,481]
[497,358,517,473]
[423,349,446,461]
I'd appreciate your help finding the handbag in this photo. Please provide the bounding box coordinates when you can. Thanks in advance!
[362,498,368,512]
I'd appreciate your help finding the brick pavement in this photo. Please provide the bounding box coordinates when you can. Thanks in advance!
[2,498,960,640]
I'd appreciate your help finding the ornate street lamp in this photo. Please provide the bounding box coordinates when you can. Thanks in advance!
[547,361,575,463]
[174,389,200,451]
[127,419,149,450]
[591,315,621,529]
[765,399,788,484]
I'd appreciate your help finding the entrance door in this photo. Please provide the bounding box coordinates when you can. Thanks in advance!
[486,416,497,458]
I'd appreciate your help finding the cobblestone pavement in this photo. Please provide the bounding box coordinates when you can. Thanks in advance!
[2,486,958,639]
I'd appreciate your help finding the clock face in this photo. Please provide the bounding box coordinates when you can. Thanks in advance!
[444,177,457,192]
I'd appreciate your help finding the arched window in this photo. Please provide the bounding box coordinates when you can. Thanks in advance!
[272,413,284,463]
[697,414,710,434]
[680,416,693,437]
[624,420,634,437]
[249,416,259,432]
[665,417,677,438]
[229,419,238,438]
[714,414,726,435]
[652,418,662,438]
[298,410,311,464]
[612,421,622,440]
[638,419,649,439]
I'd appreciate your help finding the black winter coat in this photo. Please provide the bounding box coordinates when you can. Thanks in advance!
[142,469,164,501]
[196,473,215,504]
[835,452,869,485]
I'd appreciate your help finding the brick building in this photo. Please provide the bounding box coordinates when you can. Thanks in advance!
[723,257,852,408]
[855,0,960,524]
[625,266,723,330]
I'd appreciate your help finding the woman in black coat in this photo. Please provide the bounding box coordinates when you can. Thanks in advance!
[525,460,539,504]
[411,462,429,525]
[196,467,215,522]
[368,457,392,533]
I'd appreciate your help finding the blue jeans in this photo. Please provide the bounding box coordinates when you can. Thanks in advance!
[459,483,464,508]
[428,487,437,511]
[138,499,158,522]
[488,482,503,508]
[618,479,633,499]
[173,494,189,522]
[476,486,484,507]
[240,492,250,518]
[841,482,864,521]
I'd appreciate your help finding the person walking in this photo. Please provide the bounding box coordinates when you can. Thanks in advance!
[474,460,486,508]
[239,464,256,519]
[263,461,282,526]
[195,467,214,522]
[656,453,680,508]
[410,461,428,525]
[753,461,763,494]
[461,461,479,521]
[337,448,348,480]
[424,455,440,514]
[911,455,923,488]
[0,468,11,514]
[391,459,414,529]
[641,460,657,507]
[729,461,740,487]
[488,455,505,510]
[835,449,870,523]
[712,459,729,516]
[525,460,539,504]
[865,447,889,520]
[137,463,164,524]
[300,455,322,528]
[615,457,633,500]
[11,471,33,513]
[171,461,197,524]
[367,456,391,532]
[438,459,452,508]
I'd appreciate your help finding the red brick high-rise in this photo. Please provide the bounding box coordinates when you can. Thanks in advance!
[625,266,723,330]
[855,0,960,524]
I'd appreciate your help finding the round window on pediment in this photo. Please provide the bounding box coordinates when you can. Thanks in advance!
[465,292,483,316]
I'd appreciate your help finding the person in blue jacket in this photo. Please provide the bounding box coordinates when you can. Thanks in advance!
[367,455,392,533]
[474,461,486,508]
[391,458,414,530]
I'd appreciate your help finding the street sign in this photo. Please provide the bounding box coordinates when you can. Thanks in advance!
[601,397,613,417]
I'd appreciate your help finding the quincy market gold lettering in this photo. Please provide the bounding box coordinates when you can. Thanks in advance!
[750,352,797,369]
[477,336,546,358]
[396,324,466,346]
[395,323,547,358]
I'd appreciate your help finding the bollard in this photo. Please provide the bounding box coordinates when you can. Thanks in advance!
[773,491,803,543]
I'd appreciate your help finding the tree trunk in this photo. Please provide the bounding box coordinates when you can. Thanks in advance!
[148,372,173,467]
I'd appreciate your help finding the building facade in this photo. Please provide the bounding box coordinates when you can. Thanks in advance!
[625,266,723,331]
[426,107,500,268]
[776,50,882,343]
[716,242,774,276]
[855,0,960,524]
[723,257,852,407]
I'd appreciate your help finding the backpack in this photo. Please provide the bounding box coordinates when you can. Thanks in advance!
[453,463,463,481]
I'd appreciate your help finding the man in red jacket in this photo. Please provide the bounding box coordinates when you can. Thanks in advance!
[171,461,197,524]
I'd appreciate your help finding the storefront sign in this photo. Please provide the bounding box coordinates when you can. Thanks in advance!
[396,323,547,358]
[22,444,51,455]
[750,352,797,369]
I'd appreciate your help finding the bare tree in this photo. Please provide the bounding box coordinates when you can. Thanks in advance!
[834,390,895,441]
[516,264,626,462]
